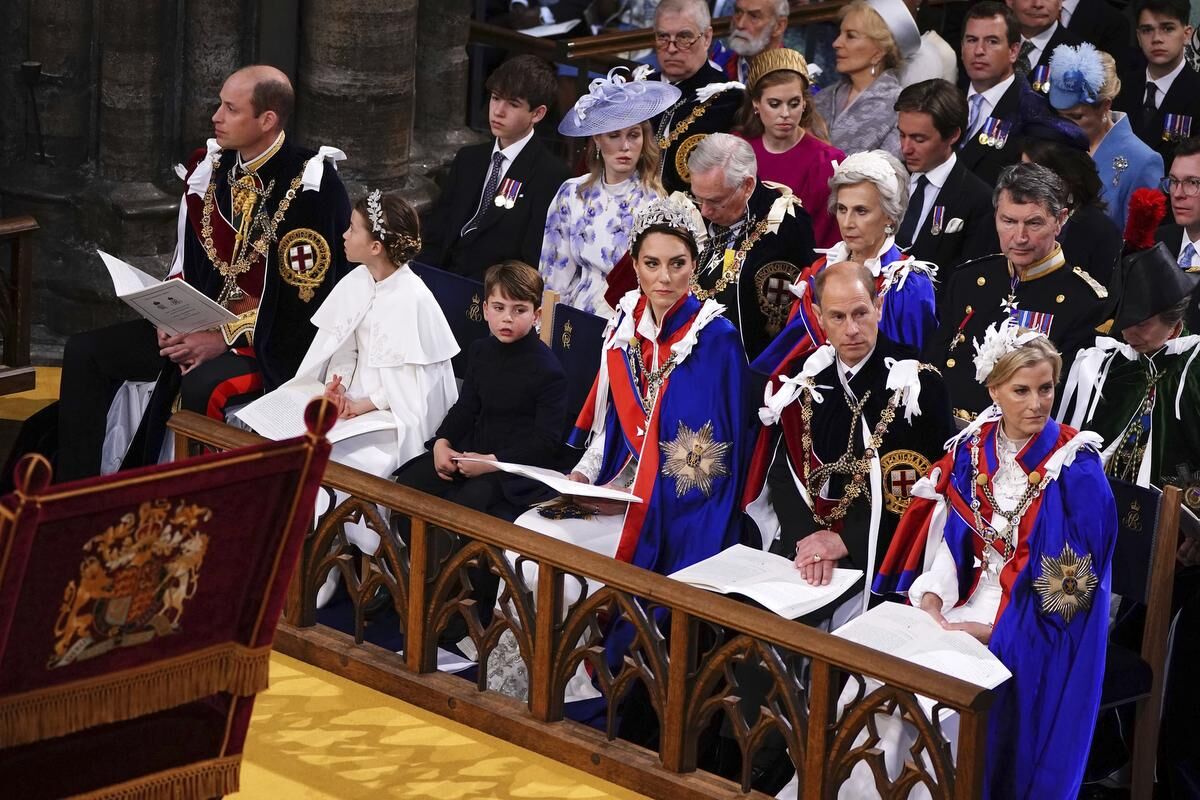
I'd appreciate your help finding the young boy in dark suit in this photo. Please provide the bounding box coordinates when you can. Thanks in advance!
[418,56,572,280]
[394,260,567,643]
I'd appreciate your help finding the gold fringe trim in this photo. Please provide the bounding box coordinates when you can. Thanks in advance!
[0,643,270,748]
[69,755,241,800]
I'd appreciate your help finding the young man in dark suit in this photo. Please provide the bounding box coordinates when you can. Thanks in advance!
[1155,138,1200,328]
[1112,0,1198,168]
[959,2,1051,185]
[894,79,999,292]
[419,55,571,280]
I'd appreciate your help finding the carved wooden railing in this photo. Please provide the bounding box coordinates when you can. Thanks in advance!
[0,216,37,396]
[170,410,992,799]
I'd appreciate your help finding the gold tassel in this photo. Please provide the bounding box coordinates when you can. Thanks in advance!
[70,755,241,799]
[0,644,270,747]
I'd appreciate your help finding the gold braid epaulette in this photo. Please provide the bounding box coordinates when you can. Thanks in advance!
[692,215,771,301]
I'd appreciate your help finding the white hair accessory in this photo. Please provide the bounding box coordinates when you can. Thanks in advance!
[836,151,903,199]
[366,188,386,237]
[972,318,1047,384]
[633,192,708,251]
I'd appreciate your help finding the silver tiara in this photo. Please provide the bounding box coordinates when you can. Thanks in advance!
[366,188,387,238]
[632,194,706,247]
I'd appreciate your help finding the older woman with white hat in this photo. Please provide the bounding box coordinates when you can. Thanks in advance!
[812,0,922,158]
[538,67,679,315]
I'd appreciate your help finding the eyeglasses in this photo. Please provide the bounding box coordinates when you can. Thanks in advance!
[654,30,702,50]
[1160,176,1200,197]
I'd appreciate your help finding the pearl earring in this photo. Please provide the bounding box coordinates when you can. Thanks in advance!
[884,223,895,235]
[870,63,878,77]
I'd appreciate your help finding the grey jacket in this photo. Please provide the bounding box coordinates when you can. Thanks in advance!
[812,70,901,159]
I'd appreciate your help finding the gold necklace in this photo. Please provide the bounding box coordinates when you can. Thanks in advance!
[968,430,1044,559]
[691,216,771,301]
[199,152,310,301]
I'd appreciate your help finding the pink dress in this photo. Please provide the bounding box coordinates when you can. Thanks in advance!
[747,134,844,249]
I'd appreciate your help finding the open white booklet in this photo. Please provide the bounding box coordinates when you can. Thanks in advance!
[668,544,863,619]
[452,457,642,503]
[234,380,395,444]
[834,601,1012,712]
[98,250,237,335]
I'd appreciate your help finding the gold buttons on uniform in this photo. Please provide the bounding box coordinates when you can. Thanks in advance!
[1056,294,1065,303]
[977,277,986,286]
[946,358,956,368]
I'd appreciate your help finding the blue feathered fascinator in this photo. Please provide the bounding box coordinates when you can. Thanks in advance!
[1047,43,1106,110]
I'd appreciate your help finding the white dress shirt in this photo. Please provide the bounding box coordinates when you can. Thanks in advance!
[966,74,1017,138]
[907,153,957,238]
[1059,0,1080,28]
[1145,58,1188,109]
[1022,22,1059,71]
[478,127,535,207]
[1180,232,1200,268]
[836,345,876,400]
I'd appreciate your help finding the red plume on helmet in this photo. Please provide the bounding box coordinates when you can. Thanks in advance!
[1123,188,1167,252]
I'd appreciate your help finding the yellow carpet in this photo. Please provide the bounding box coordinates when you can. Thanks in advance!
[0,366,60,420]
[240,653,647,799]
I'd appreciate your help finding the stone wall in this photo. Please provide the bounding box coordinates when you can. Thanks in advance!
[0,0,475,361]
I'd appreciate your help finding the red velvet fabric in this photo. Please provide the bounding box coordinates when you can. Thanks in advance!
[0,406,332,794]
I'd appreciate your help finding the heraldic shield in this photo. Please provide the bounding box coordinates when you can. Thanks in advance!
[0,399,335,800]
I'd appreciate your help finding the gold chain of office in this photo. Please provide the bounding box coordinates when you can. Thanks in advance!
[691,216,771,301]
[627,342,680,418]
[199,153,310,285]
[799,388,899,527]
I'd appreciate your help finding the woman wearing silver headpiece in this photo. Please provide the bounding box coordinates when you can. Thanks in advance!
[539,67,676,316]
[489,194,753,701]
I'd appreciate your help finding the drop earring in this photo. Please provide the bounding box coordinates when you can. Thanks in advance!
[884,223,895,235]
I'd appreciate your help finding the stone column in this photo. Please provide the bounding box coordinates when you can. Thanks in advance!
[414,0,478,156]
[180,0,246,159]
[24,1,95,168]
[295,0,418,190]
[97,0,169,181]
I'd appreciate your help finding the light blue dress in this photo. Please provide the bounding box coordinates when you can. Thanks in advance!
[1094,112,1164,232]
[538,174,659,315]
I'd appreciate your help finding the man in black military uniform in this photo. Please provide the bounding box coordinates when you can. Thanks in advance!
[650,0,745,193]
[686,133,816,361]
[55,65,351,481]
[926,163,1110,419]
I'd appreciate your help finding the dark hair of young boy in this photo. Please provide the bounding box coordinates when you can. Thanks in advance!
[484,260,543,305]
[1133,0,1190,24]
[484,55,557,114]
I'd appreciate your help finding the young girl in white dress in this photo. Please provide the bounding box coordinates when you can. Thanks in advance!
[289,190,459,605]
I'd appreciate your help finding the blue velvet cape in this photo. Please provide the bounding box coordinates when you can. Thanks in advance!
[873,419,1116,798]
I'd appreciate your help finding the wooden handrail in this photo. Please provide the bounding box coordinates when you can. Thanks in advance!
[169,410,989,712]
[172,408,991,798]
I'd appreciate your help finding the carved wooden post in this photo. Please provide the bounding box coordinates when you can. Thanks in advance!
[802,660,836,798]
[529,560,563,721]
[955,707,988,800]
[659,608,695,772]
[406,517,434,673]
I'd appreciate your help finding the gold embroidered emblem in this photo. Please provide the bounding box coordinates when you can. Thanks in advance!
[561,320,573,350]
[754,260,801,336]
[468,293,483,322]
[674,134,708,184]
[660,420,731,498]
[49,499,212,668]
[1033,543,1098,623]
[536,498,594,520]
[277,227,330,302]
[1123,499,1143,532]
[880,449,932,514]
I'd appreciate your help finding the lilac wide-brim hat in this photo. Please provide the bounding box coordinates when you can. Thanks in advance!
[558,66,683,137]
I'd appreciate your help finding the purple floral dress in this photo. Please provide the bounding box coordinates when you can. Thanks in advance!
[538,174,659,315]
